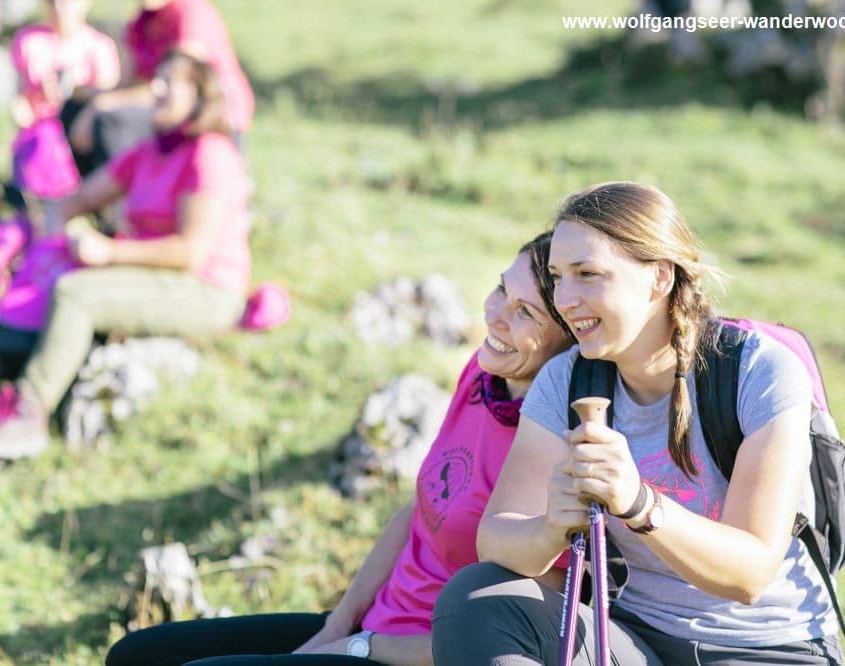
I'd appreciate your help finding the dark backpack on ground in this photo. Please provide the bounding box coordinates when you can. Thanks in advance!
[568,317,845,631]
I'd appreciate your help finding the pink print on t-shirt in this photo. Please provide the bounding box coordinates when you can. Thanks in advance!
[639,448,723,521]
[418,447,473,533]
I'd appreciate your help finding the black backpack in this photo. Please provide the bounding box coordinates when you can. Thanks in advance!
[569,318,845,631]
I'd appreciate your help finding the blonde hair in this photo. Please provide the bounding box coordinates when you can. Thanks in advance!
[555,181,724,477]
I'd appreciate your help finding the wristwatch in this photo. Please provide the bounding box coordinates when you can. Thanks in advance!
[627,487,664,534]
[347,630,374,658]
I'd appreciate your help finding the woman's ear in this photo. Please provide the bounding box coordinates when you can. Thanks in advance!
[652,259,675,300]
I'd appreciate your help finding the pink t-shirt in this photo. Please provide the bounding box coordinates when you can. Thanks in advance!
[107,132,251,293]
[361,353,570,635]
[11,23,119,122]
[123,0,255,133]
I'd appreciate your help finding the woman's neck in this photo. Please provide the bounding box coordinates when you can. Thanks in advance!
[612,305,681,405]
[504,377,529,400]
[616,334,677,405]
[618,363,677,405]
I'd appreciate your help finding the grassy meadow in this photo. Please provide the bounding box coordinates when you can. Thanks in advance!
[1,0,845,663]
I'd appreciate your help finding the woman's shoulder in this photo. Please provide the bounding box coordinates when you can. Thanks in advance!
[735,328,813,431]
[740,328,810,380]
[192,132,241,159]
[10,24,52,54]
[186,134,246,188]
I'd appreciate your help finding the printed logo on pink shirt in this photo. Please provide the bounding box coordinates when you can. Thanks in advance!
[639,448,722,520]
[418,446,473,533]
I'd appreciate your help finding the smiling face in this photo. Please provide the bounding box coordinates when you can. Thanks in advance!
[150,57,200,132]
[477,251,571,398]
[549,220,674,367]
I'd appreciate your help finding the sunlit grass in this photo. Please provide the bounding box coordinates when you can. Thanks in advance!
[1,0,844,662]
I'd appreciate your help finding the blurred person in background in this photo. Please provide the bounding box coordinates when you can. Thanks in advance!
[0,49,251,460]
[5,0,120,204]
[67,0,254,177]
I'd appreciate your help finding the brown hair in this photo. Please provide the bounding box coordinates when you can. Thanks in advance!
[520,230,571,338]
[554,182,723,477]
[158,49,230,137]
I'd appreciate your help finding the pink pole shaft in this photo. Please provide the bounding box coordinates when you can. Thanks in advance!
[589,501,610,666]
[558,531,586,666]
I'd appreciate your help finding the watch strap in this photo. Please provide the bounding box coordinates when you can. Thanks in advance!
[627,486,663,534]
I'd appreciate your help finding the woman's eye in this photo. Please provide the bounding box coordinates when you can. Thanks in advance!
[518,306,537,321]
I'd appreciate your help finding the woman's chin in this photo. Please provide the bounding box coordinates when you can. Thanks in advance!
[152,114,184,133]
[477,346,511,377]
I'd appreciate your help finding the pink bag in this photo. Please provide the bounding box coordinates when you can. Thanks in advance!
[0,233,81,330]
[239,282,291,331]
[12,118,81,200]
[726,317,830,413]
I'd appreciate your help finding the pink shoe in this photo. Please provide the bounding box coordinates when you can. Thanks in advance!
[0,382,49,460]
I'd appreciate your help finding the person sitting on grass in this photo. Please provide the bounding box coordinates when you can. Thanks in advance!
[104,230,575,666]
[0,49,251,460]
[430,181,843,665]
[67,0,255,177]
[6,0,120,203]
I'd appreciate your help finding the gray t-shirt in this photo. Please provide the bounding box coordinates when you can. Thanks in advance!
[522,331,837,646]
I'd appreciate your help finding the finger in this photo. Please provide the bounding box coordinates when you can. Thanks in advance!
[570,459,599,480]
[569,421,613,445]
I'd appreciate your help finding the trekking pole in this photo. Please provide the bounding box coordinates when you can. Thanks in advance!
[558,529,587,666]
[558,397,611,666]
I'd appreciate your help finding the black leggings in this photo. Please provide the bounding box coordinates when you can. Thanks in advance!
[431,562,843,666]
[0,325,38,381]
[105,612,382,665]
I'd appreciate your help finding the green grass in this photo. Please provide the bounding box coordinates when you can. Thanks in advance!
[2,0,845,662]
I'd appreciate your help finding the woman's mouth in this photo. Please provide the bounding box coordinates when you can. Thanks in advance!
[571,318,600,336]
[485,334,516,354]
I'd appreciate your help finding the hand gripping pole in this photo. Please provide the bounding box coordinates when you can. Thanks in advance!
[558,396,610,666]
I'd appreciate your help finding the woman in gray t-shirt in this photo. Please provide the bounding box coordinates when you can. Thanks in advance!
[431,181,842,665]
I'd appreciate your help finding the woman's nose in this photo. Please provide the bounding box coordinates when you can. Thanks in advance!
[554,281,579,313]
[484,296,509,326]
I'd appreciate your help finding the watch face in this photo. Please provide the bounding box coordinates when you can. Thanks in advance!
[348,636,369,658]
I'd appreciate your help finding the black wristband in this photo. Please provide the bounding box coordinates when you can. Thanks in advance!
[613,483,648,519]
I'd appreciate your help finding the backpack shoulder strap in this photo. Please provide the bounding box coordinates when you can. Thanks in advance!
[569,355,617,428]
[796,514,845,635]
[695,319,747,478]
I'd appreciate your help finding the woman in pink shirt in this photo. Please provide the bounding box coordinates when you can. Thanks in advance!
[103,231,575,665]
[7,0,120,200]
[67,0,254,175]
[0,49,251,459]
